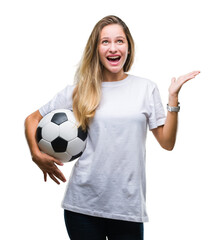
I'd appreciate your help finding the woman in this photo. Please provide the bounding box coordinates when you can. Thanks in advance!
[25,15,200,240]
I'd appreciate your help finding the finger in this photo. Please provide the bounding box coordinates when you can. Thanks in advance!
[188,73,200,80]
[188,71,201,78]
[192,70,200,74]
[54,169,66,182]
[183,70,200,78]
[42,171,47,182]
[51,157,64,166]
[179,73,197,83]
[46,157,66,182]
[43,171,47,182]
[188,70,200,75]
[41,152,64,166]
[48,173,60,185]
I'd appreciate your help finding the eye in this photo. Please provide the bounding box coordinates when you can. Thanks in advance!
[117,39,124,44]
[102,40,109,44]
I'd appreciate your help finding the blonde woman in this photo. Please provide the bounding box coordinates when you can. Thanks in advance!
[25,15,200,240]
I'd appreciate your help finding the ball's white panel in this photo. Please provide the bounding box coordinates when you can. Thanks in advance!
[54,152,71,163]
[38,139,55,157]
[52,109,71,115]
[38,112,54,128]
[42,122,60,141]
[60,121,78,141]
[66,111,79,125]
[67,138,86,156]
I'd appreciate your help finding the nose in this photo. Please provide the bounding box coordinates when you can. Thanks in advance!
[109,42,117,53]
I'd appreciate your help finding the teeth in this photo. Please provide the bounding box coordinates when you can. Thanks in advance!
[108,56,120,59]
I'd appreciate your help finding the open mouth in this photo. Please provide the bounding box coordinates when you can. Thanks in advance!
[106,56,121,62]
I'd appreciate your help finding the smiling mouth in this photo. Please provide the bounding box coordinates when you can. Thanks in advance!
[107,56,121,62]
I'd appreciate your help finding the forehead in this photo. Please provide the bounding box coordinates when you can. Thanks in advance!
[100,24,126,38]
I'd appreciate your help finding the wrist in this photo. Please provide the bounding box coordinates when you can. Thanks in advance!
[31,146,41,159]
[167,102,180,112]
[168,95,179,106]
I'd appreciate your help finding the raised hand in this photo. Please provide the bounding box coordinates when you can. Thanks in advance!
[169,70,201,98]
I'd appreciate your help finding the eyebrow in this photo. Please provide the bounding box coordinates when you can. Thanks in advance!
[100,36,126,40]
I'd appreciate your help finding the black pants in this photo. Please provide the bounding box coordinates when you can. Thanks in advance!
[64,210,144,240]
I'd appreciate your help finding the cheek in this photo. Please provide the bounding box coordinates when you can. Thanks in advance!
[120,44,129,55]
[121,47,129,60]
[98,47,106,61]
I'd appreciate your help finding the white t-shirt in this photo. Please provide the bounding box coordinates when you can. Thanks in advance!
[39,74,166,222]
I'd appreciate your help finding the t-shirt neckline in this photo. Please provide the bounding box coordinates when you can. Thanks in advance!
[101,74,131,87]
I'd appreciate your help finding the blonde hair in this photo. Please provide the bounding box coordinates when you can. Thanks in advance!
[72,15,135,131]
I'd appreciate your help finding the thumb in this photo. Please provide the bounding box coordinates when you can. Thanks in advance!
[171,77,176,83]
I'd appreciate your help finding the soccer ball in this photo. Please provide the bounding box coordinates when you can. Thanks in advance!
[36,109,87,163]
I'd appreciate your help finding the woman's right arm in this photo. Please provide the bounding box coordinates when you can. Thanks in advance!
[25,110,66,184]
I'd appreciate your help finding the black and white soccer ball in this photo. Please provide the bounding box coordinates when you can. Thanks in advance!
[36,109,87,163]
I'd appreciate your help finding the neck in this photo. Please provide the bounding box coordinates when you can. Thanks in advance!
[102,70,127,82]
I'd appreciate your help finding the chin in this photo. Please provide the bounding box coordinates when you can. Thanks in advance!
[106,68,123,74]
[104,64,125,74]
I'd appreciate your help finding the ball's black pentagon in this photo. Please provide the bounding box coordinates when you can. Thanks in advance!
[51,137,68,152]
[77,127,88,141]
[70,152,83,161]
[36,127,42,142]
[51,112,68,125]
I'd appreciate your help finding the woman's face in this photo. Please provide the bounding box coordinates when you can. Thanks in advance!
[98,24,129,76]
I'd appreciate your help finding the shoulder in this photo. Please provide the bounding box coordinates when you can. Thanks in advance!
[57,84,76,98]
[66,84,76,92]
[129,74,157,90]
[63,84,76,93]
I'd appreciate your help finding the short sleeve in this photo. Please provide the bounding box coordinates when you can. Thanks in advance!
[39,85,75,117]
[147,84,166,130]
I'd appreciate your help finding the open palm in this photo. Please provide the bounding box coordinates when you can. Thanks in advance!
[169,70,200,97]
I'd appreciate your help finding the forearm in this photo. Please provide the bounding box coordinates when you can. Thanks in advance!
[162,96,179,150]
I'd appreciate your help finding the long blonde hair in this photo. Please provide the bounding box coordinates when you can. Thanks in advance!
[73,15,135,131]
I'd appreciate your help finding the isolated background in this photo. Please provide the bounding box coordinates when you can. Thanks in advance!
[1,0,223,239]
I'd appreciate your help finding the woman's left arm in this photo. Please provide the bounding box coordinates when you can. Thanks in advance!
[152,70,201,150]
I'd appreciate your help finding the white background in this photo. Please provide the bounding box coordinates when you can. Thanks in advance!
[1,0,224,239]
